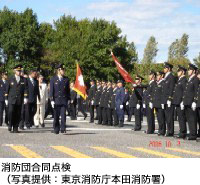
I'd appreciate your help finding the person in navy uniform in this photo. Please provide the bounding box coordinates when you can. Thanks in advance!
[5,65,28,133]
[172,66,187,139]
[25,70,40,129]
[144,71,157,134]
[50,64,70,134]
[162,62,176,137]
[183,64,199,140]
[115,80,125,127]
[70,82,77,120]
[153,71,166,136]
[88,80,96,123]
[128,76,144,131]
[0,72,8,126]
[196,71,200,138]
[123,88,130,118]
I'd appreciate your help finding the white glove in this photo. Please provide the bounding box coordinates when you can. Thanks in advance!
[133,84,137,87]
[180,102,184,110]
[120,105,123,109]
[91,100,94,105]
[51,101,55,108]
[136,104,140,110]
[5,100,8,106]
[149,102,153,109]
[192,102,196,111]
[126,102,129,106]
[167,100,171,108]
[24,98,28,104]
[143,104,146,109]
[161,104,165,110]
[71,100,73,104]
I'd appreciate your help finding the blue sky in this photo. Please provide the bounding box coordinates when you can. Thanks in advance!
[0,0,200,62]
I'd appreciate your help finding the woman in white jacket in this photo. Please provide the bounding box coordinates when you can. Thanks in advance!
[34,75,48,128]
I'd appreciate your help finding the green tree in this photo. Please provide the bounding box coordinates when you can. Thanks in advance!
[194,52,200,68]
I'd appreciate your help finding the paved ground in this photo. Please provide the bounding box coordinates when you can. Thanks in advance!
[0,115,200,158]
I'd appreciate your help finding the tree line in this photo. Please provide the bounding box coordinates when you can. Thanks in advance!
[0,7,199,84]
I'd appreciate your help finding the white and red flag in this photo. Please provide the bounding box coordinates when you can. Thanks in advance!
[111,51,134,84]
[73,62,87,100]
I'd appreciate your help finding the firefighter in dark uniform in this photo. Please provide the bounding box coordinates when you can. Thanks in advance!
[172,66,187,139]
[128,76,143,131]
[183,64,199,140]
[88,80,96,123]
[110,82,119,126]
[50,64,70,134]
[70,82,77,120]
[98,81,107,124]
[162,62,176,137]
[5,65,28,133]
[144,71,157,134]
[0,72,8,126]
[196,71,200,137]
[25,70,40,128]
[94,80,102,121]
[123,88,130,118]
[115,80,125,127]
[153,71,165,136]
[104,81,113,126]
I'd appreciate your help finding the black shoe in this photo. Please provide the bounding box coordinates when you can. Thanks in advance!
[19,127,25,130]
[26,127,30,130]
[133,128,141,131]
[8,127,12,132]
[61,130,66,134]
[165,133,174,137]
[0,124,2,127]
[118,125,124,127]
[53,131,59,134]
[41,123,45,128]
[185,136,197,140]
[175,135,186,139]
[84,115,87,120]
[13,130,20,133]
[89,121,94,123]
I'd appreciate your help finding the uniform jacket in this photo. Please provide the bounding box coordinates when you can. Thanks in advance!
[115,87,125,107]
[99,87,107,108]
[104,87,113,108]
[162,73,176,104]
[94,86,102,106]
[27,78,40,104]
[88,85,96,104]
[111,87,117,109]
[5,76,28,105]
[37,83,48,105]
[123,92,130,105]
[129,86,143,107]
[143,81,157,104]
[172,76,187,105]
[50,76,70,105]
[0,80,7,102]
[152,80,164,108]
[70,89,77,105]
[183,76,199,106]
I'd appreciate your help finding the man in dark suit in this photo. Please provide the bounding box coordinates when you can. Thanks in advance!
[50,64,70,134]
[104,81,113,126]
[128,76,144,131]
[162,62,176,137]
[88,80,96,123]
[0,72,8,126]
[5,65,28,133]
[153,71,166,136]
[70,82,77,120]
[196,71,200,137]
[123,88,130,118]
[25,70,40,129]
[183,64,199,140]
[172,66,187,138]
[115,80,125,127]
[144,71,157,134]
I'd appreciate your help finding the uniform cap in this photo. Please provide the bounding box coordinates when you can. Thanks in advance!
[13,64,23,71]
[56,64,65,70]
[188,63,198,71]
[164,62,173,69]
[177,65,187,73]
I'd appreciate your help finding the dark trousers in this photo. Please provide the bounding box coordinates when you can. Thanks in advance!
[124,105,130,116]
[70,103,77,120]
[103,107,108,124]
[53,104,67,133]
[111,108,118,125]
[155,108,166,135]
[19,104,25,128]
[116,106,124,126]
[8,104,22,131]
[104,107,112,125]
[146,106,155,134]
[0,101,8,126]
[176,106,187,136]
[164,105,174,135]
[98,107,104,124]
[89,105,95,122]
[25,103,37,127]
[95,105,100,120]
[78,98,87,117]
[185,106,197,138]
[129,107,141,130]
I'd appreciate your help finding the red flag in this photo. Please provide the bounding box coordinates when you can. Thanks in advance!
[73,63,87,100]
[111,52,134,84]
